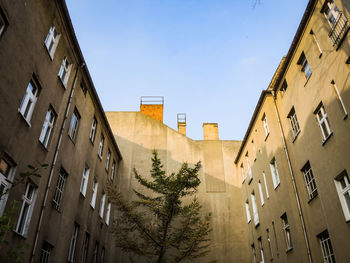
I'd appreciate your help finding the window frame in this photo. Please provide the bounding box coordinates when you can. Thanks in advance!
[258,181,264,206]
[58,56,72,87]
[39,107,56,148]
[288,107,301,140]
[80,165,90,197]
[44,25,60,59]
[99,192,106,218]
[314,103,332,142]
[297,52,312,80]
[98,134,104,159]
[317,230,336,263]
[258,237,265,263]
[40,241,53,263]
[301,161,318,200]
[281,213,293,251]
[90,178,98,209]
[19,77,40,124]
[270,158,280,189]
[52,168,68,211]
[15,182,37,237]
[251,192,259,227]
[334,170,350,221]
[262,172,269,199]
[68,223,79,263]
[105,201,111,225]
[81,232,90,263]
[68,108,80,142]
[331,80,348,118]
[262,114,270,138]
[89,117,97,143]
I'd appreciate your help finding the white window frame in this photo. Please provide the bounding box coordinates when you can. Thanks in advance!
[81,232,90,263]
[246,153,252,182]
[39,107,56,148]
[331,81,348,117]
[302,162,318,200]
[258,181,264,206]
[40,241,53,263]
[44,25,60,59]
[281,213,293,250]
[80,165,90,197]
[19,80,39,124]
[90,179,98,208]
[262,114,270,138]
[288,107,301,139]
[245,201,251,223]
[89,117,97,143]
[251,192,259,226]
[68,223,79,262]
[298,52,312,80]
[318,230,336,263]
[0,156,15,216]
[315,103,332,141]
[15,182,37,236]
[99,193,106,218]
[58,57,72,87]
[111,160,116,181]
[334,170,350,221]
[52,169,67,210]
[258,237,265,263]
[105,202,111,225]
[98,134,104,159]
[262,172,269,199]
[270,158,280,189]
[323,0,340,28]
[68,108,80,141]
[106,149,111,171]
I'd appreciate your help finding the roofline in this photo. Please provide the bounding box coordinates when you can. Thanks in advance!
[234,90,272,164]
[57,0,122,160]
[273,0,318,92]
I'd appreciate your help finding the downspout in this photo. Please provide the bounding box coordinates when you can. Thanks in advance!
[30,64,83,262]
[271,91,312,263]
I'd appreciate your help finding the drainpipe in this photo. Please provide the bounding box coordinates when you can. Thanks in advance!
[271,91,312,263]
[30,64,83,262]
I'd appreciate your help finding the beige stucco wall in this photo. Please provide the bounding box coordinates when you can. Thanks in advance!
[106,111,249,263]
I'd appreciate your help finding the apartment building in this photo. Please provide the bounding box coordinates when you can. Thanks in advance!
[236,0,350,262]
[0,0,121,262]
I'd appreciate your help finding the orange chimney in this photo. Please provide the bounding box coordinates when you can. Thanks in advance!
[177,113,186,136]
[203,123,219,140]
[140,96,164,123]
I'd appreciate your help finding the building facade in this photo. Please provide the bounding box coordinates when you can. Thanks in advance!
[0,0,350,262]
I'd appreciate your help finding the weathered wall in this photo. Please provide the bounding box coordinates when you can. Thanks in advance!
[106,111,249,263]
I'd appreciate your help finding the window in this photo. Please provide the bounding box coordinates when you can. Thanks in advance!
[270,158,280,189]
[98,134,104,158]
[89,117,97,143]
[266,229,273,259]
[288,107,301,139]
[80,165,90,197]
[262,114,270,137]
[262,172,269,199]
[251,244,257,263]
[310,30,323,57]
[90,179,98,208]
[68,108,80,141]
[111,160,116,181]
[334,170,350,221]
[19,78,40,123]
[301,161,318,200]
[105,149,111,171]
[251,192,259,226]
[81,232,90,263]
[331,81,348,117]
[52,168,67,210]
[280,79,288,96]
[258,237,265,263]
[99,192,106,218]
[318,230,336,263]
[58,57,71,87]
[245,201,251,223]
[297,52,312,80]
[40,241,53,263]
[101,247,105,263]
[39,107,56,147]
[68,223,79,262]
[281,213,292,250]
[15,182,37,236]
[246,153,252,182]
[258,181,264,206]
[93,241,99,263]
[44,26,60,58]
[80,81,87,95]
[314,103,332,141]
[322,0,340,27]
[0,155,15,216]
[105,202,111,225]
[0,6,8,38]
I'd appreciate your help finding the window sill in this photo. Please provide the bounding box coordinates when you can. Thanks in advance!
[292,131,300,143]
[13,230,27,239]
[254,222,260,228]
[58,76,67,89]
[80,192,86,199]
[285,247,293,253]
[319,52,323,59]
[274,183,280,190]
[307,193,318,203]
[344,113,348,120]
[304,74,312,87]
[38,141,49,152]
[322,132,333,146]
[264,133,270,142]
[18,111,31,127]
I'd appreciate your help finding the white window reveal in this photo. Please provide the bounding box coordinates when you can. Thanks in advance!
[258,181,264,206]
[15,182,37,236]
[39,107,56,148]
[105,202,111,225]
[270,158,280,189]
[19,79,40,124]
[262,172,269,199]
[251,192,259,227]
[331,81,348,117]
[80,165,90,197]
[90,179,98,208]
[245,201,251,223]
[262,114,270,138]
[334,170,350,221]
[44,25,60,59]
[246,153,253,182]
[315,103,332,142]
[99,193,106,218]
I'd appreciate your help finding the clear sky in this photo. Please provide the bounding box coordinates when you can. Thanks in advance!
[65,0,309,140]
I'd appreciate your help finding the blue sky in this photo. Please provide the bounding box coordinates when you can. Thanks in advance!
[66,0,309,140]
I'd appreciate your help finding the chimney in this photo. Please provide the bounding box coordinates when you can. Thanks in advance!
[177,113,186,136]
[140,96,164,123]
[203,123,219,140]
